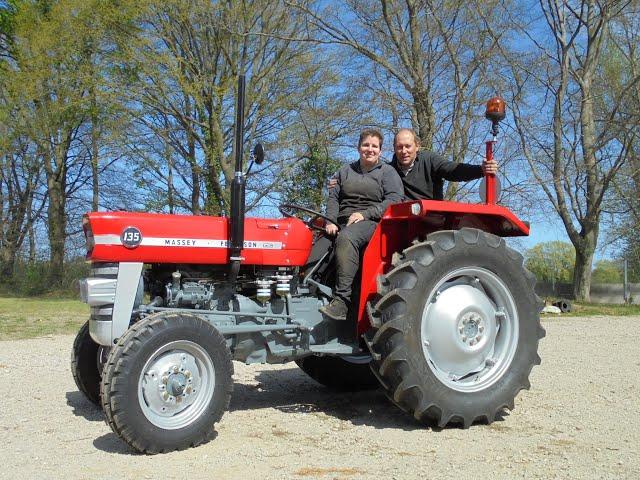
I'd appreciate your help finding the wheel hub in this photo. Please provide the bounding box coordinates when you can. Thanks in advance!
[420,267,519,392]
[458,311,486,346]
[139,341,215,429]
[165,370,191,397]
[423,284,497,377]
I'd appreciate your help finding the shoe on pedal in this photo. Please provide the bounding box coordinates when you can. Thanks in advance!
[319,297,348,321]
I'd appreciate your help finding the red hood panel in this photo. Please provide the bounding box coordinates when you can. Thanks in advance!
[85,212,313,266]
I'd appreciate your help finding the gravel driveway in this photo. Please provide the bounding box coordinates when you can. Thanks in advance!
[0,316,638,480]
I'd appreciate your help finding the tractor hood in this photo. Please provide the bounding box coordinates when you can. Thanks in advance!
[82,212,313,266]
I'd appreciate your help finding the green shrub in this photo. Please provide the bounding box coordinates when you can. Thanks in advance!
[1,258,90,297]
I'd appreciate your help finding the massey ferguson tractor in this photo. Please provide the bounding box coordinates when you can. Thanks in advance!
[71,76,544,454]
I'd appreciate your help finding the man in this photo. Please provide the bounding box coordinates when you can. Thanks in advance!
[391,128,497,200]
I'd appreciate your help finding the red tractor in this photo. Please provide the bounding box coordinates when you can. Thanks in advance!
[71,78,544,454]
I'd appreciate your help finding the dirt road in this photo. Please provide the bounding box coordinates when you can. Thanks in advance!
[0,316,638,480]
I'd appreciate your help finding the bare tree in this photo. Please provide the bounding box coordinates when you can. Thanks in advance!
[507,0,639,300]
[289,0,505,179]
[0,123,45,278]
[121,0,320,215]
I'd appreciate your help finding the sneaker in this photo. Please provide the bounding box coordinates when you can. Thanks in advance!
[319,297,348,321]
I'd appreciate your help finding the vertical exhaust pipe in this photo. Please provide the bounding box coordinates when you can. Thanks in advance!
[229,75,246,283]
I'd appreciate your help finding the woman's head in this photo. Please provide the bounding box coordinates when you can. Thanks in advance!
[358,128,383,168]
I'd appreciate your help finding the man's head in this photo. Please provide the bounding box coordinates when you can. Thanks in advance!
[394,128,420,168]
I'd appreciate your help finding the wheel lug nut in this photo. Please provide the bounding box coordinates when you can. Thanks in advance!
[173,366,179,373]
[458,327,464,333]
[479,326,484,333]
[470,339,477,346]
[462,336,467,342]
[162,375,168,385]
[185,386,193,394]
[162,391,169,401]
[184,370,191,378]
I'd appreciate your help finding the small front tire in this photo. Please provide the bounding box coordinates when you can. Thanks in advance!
[101,312,233,454]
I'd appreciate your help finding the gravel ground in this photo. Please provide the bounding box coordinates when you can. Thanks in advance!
[0,315,638,480]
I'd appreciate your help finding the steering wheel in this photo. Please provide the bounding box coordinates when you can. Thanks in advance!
[278,204,340,233]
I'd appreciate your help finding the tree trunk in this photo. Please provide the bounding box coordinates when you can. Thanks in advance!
[187,127,200,214]
[166,142,174,214]
[43,144,67,287]
[572,230,597,302]
[203,109,226,215]
[91,95,99,211]
[412,87,434,150]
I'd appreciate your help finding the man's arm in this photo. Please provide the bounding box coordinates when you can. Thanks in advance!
[362,167,404,221]
[430,152,485,181]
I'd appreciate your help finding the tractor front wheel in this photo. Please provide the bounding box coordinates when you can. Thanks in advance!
[368,228,544,428]
[101,312,233,454]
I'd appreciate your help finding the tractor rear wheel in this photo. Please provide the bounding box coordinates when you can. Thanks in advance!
[367,228,544,428]
[71,320,108,405]
[296,354,379,390]
[101,312,233,454]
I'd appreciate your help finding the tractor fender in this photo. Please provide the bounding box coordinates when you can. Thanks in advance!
[357,200,530,335]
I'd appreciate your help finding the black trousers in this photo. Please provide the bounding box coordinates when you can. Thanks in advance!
[333,220,377,303]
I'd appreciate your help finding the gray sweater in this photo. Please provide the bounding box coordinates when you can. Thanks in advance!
[326,161,404,224]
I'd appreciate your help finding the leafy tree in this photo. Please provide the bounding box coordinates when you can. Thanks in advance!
[525,241,575,284]
[4,0,137,285]
[591,259,622,284]
[280,144,341,212]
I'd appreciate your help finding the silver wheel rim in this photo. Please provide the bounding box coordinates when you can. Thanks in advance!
[420,267,518,393]
[138,340,215,430]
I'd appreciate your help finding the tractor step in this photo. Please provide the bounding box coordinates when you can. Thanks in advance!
[309,343,362,355]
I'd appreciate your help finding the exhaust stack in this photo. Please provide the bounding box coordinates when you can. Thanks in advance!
[229,75,246,281]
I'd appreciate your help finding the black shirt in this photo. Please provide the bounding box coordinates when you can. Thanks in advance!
[326,161,404,224]
[390,151,484,200]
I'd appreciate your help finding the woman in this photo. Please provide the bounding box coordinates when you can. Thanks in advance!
[320,129,404,321]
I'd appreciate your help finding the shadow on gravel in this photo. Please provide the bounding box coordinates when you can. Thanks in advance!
[92,431,219,455]
[65,391,103,422]
[229,368,426,432]
[93,433,138,455]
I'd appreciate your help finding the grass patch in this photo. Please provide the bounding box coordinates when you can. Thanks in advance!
[546,302,640,317]
[0,295,88,340]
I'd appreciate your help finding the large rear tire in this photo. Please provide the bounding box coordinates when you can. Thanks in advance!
[101,312,233,454]
[296,355,380,391]
[367,228,544,428]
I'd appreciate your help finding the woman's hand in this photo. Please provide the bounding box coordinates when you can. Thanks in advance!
[347,212,364,225]
[325,222,339,235]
